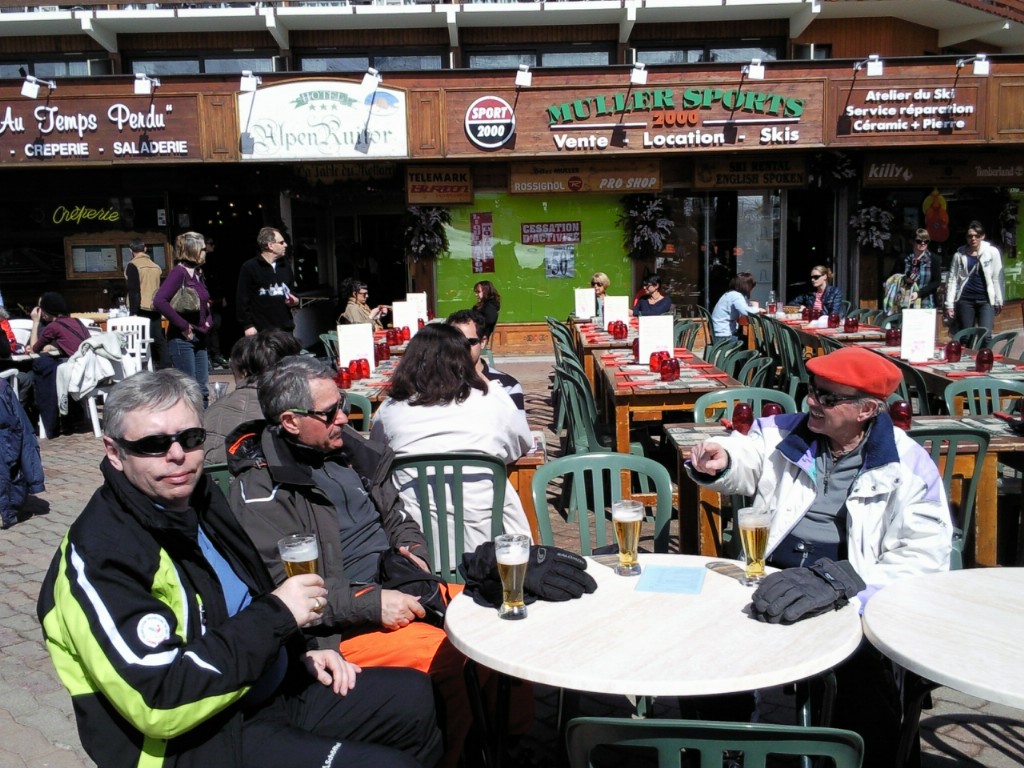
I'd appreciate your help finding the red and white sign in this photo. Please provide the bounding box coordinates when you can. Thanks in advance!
[465,96,516,150]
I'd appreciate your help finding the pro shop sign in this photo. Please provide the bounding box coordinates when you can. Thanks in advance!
[465,96,516,150]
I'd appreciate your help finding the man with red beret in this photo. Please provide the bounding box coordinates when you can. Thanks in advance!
[687,345,950,764]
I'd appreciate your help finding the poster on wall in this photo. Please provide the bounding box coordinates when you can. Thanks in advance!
[471,212,494,273]
[545,245,576,278]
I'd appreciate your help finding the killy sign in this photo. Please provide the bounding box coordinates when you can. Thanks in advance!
[238,80,409,161]
[0,99,195,162]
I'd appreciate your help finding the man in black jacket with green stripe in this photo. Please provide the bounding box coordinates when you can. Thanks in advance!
[36,369,441,768]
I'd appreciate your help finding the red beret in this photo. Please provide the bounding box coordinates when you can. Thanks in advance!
[805,346,902,400]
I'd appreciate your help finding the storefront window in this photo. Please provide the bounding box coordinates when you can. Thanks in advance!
[299,53,444,72]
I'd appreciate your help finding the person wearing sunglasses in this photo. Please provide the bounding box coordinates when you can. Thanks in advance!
[945,220,1004,335]
[588,272,610,324]
[37,369,442,768]
[340,277,389,330]
[236,226,299,339]
[791,264,844,317]
[685,346,949,765]
[633,274,673,317]
[225,354,475,768]
[900,228,942,310]
[447,308,527,414]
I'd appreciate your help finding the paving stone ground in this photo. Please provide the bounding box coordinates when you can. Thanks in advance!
[1,361,1022,767]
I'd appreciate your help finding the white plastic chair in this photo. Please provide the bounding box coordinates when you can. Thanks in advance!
[108,316,153,373]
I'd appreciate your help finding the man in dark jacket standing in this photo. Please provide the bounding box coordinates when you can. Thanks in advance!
[225,356,478,768]
[236,226,298,337]
[37,369,442,768]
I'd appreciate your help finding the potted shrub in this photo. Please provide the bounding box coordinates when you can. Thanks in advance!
[404,206,452,261]
[849,204,894,251]
[618,194,674,260]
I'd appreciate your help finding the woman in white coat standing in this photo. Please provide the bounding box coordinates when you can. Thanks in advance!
[370,324,533,565]
[945,219,1004,336]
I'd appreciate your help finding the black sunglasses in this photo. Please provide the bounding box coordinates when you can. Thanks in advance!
[115,427,207,456]
[810,273,824,280]
[807,379,861,409]
[290,395,351,424]
[465,337,481,346]
[914,239,929,245]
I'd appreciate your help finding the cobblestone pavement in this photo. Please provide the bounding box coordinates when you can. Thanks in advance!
[2,362,1023,767]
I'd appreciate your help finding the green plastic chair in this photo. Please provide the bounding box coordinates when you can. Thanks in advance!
[674,320,701,351]
[906,426,990,570]
[205,462,232,497]
[817,334,845,354]
[987,330,1019,357]
[736,354,774,387]
[889,356,933,416]
[320,331,339,361]
[719,347,757,378]
[953,325,989,351]
[555,364,648,458]
[944,377,1024,416]
[880,311,902,330]
[695,304,714,346]
[703,337,743,368]
[846,307,872,322]
[840,299,852,317]
[344,391,373,431]
[388,452,507,583]
[566,717,864,768]
[530,452,673,555]
[692,386,797,423]
[774,322,811,401]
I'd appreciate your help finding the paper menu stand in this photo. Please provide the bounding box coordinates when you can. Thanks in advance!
[336,323,376,373]
[406,292,428,322]
[900,308,936,362]
[574,288,596,321]
[391,301,419,339]
[638,315,674,364]
[603,296,630,328]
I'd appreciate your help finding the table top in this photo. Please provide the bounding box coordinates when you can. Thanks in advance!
[595,350,734,396]
[444,553,863,697]
[862,568,1024,710]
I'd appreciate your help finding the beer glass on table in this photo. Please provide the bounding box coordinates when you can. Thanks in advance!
[277,534,323,626]
[495,534,530,620]
[737,507,771,586]
[612,500,644,576]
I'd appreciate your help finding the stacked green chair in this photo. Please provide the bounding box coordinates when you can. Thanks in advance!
[388,451,507,583]
[774,322,811,402]
[674,320,701,351]
[944,377,1024,416]
[695,304,714,347]
[817,334,845,354]
[320,331,339,361]
[692,386,797,423]
[952,325,989,351]
[703,337,743,368]
[880,311,902,330]
[555,364,647,458]
[888,356,932,416]
[906,426,990,570]
[735,354,775,387]
[344,391,374,432]
[987,330,1019,357]
[566,717,864,768]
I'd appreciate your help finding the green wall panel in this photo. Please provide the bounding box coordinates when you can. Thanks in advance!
[436,192,632,323]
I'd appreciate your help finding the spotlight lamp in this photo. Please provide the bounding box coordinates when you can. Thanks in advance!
[361,67,382,93]
[630,61,647,86]
[515,63,532,88]
[742,58,765,80]
[956,53,990,76]
[133,73,161,96]
[853,54,883,77]
[239,70,262,93]
[20,74,56,100]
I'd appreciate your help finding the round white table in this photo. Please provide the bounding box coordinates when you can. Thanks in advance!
[445,553,863,697]
[863,567,1024,710]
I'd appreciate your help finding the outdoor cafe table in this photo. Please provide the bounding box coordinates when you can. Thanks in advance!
[571,320,635,392]
[595,350,738,456]
[862,568,1024,767]
[666,415,1024,567]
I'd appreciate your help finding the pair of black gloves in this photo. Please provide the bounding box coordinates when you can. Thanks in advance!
[750,558,865,624]
[460,542,598,607]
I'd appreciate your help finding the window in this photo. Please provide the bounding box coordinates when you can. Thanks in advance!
[2,58,113,78]
[299,52,444,73]
[793,44,831,60]
[467,47,612,70]
[636,40,783,66]
[130,57,275,76]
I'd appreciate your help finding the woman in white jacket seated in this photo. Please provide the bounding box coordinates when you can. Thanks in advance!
[370,324,533,565]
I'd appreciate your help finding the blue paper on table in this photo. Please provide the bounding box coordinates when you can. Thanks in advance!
[635,565,706,594]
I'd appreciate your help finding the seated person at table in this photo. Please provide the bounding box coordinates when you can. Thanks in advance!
[447,309,526,413]
[225,355,486,768]
[589,272,610,325]
[370,325,533,562]
[203,329,301,464]
[686,346,949,765]
[791,265,844,317]
[29,292,91,438]
[710,272,759,341]
[633,274,673,317]
[37,369,442,768]
[340,278,389,330]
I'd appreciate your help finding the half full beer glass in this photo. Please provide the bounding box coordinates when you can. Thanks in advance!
[277,534,323,626]
[737,507,770,586]
[495,534,530,620]
[612,500,644,576]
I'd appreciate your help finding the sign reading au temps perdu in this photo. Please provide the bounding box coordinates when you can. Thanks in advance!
[238,80,409,161]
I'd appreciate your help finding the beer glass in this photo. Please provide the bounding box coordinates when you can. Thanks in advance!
[277,534,323,626]
[612,500,644,576]
[494,534,530,620]
[736,507,771,586]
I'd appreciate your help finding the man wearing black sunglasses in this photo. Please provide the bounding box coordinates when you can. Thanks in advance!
[447,308,527,413]
[685,347,949,765]
[37,369,442,768]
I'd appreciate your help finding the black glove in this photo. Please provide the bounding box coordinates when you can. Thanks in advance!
[524,546,597,601]
[750,558,865,624]
[459,542,537,609]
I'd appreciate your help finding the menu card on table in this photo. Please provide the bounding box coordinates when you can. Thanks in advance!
[391,301,419,339]
[574,288,596,320]
[406,292,428,322]
[638,315,674,364]
[604,296,631,328]
[900,308,936,362]
[336,323,375,373]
